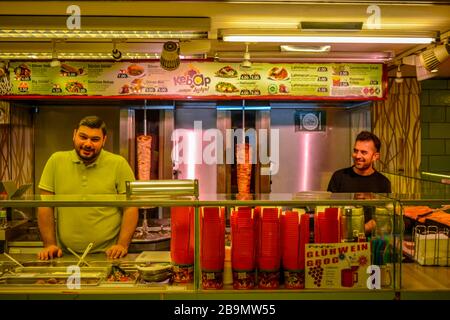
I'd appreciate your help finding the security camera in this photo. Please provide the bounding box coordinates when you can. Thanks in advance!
[160,41,180,71]
[112,48,122,61]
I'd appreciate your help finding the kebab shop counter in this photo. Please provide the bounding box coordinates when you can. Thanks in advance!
[0,192,400,299]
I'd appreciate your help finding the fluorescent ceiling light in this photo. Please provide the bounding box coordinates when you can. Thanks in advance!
[0,15,210,40]
[0,30,207,40]
[223,35,434,44]
[215,51,394,63]
[280,45,331,52]
[0,52,205,60]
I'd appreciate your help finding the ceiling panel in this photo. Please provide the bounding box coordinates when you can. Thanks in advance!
[0,1,449,76]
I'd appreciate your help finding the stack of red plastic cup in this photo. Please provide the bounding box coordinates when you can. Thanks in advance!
[231,207,256,289]
[281,210,309,289]
[201,207,225,289]
[170,206,194,283]
[257,207,281,289]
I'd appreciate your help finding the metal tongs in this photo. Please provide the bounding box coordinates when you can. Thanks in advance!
[3,253,24,268]
[67,242,94,267]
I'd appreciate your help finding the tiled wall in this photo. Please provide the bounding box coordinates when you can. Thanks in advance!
[420,79,450,175]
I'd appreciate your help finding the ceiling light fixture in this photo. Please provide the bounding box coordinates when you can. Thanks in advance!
[240,43,252,69]
[418,42,450,72]
[49,40,61,67]
[280,45,331,52]
[222,30,436,44]
[0,15,211,39]
[0,30,208,40]
[224,35,434,44]
[0,52,205,61]
[215,51,394,63]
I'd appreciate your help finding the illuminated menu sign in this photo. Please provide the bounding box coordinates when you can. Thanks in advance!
[7,61,384,100]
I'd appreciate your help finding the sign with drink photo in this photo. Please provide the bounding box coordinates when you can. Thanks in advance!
[305,242,371,289]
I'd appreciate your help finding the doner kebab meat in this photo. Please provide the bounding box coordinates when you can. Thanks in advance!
[137,135,152,180]
[236,143,252,194]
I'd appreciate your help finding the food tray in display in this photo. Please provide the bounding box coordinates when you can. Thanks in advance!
[101,265,139,286]
[139,271,172,283]
[14,266,111,275]
[0,274,102,286]
[137,262,172,275]
[20,260,111,268]
[135,251,171,263]
[133,227,171,242]
[137,263,172,282]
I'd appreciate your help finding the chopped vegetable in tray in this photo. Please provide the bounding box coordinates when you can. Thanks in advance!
[107,265,138,283]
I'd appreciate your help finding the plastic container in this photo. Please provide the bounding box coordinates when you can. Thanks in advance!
[374,207,393,237]
[340,206,365,242]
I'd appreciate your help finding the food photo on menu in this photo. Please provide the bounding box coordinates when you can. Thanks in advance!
[60,63,86,76]
[127,64,145,77]
[215,65,238,78]
[215,81,239,93]
[267,66,289,81]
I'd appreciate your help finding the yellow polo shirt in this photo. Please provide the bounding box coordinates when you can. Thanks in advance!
[39,149,135,253]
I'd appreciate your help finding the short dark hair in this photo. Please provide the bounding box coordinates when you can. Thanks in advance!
[355,131,381,152]
[77,116,107,136]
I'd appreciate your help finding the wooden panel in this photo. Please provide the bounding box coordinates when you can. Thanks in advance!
[372,78,421,193]
[0,102,33,188]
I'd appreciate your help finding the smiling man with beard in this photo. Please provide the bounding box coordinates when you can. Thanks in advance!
[37,116,138,260]
[327,131,391,234]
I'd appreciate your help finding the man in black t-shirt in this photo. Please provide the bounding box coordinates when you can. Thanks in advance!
[328,131,391,193]
[327,131,391,233]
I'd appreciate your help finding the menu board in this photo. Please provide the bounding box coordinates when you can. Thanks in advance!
[8,61,384,99]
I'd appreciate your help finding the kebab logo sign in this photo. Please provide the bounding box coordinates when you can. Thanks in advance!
[173,67,211,94]
[171,121,280,175]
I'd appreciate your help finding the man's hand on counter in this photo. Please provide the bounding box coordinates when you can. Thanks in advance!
[106,244,128,259]
[38,245,63,260]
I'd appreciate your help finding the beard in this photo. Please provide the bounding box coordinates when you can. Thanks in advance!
[75,145,101,163]
[353,159,371,170]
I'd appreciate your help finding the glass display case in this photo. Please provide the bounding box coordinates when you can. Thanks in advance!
[394,192,450,300]
[0,192,401,300]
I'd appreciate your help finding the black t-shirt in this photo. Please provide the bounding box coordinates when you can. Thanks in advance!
[327,166,391,193]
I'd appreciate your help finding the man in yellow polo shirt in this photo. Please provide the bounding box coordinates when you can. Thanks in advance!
[37,115,138,260]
